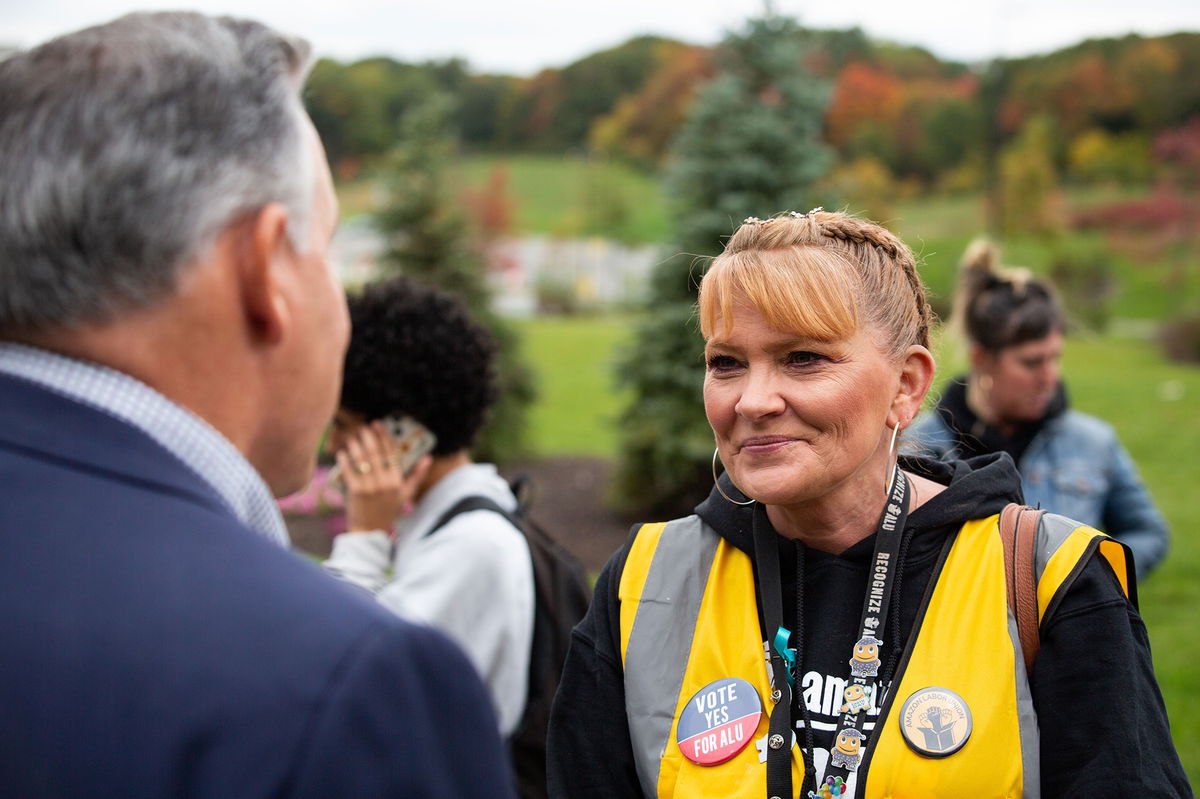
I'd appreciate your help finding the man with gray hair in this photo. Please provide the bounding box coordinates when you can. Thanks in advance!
[0,12,514,798]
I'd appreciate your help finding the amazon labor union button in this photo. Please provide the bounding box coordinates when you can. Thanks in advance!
[676,678,763,765]
[899,687,973,757]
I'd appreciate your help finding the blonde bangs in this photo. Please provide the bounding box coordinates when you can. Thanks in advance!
[698,247,861,341]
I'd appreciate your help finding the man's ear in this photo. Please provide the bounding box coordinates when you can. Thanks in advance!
[891,344,936,429]
[237,202,292,345]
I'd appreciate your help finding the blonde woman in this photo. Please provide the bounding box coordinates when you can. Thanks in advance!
[547,212,1187,798]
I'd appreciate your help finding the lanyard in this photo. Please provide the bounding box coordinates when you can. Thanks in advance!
[752,501,802,799]
[752,464,910,798]
[825,465,909,784]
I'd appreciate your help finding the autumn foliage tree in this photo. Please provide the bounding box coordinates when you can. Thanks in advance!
[826,63,904,154]
[589,43,713,166]
[999,115,1063,237]
[304,29,1199,202]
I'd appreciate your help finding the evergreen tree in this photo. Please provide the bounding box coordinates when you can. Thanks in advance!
[613,12,834,516]
[375,93,535,462]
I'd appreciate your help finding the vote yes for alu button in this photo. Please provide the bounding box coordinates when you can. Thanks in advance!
[899,687,973,757]
[676,678,763,765]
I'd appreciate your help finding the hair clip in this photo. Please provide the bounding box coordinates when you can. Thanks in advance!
[789,207,824,219]
[743,216,763,225]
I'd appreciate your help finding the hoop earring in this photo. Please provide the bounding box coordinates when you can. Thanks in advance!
[885,424,901,496]
[712,448,755,506]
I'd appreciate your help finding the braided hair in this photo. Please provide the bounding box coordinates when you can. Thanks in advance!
[950,239,1064,353]
[698,210,933,360]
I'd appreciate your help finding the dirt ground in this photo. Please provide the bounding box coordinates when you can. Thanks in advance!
[286,456,635,575]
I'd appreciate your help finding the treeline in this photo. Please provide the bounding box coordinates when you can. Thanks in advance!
[305,27,1200,192]
[305,34,687,174]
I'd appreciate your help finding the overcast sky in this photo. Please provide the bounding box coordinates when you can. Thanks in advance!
[5,0,1199,74]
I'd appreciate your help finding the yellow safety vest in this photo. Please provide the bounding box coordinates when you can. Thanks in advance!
[618,512,1132,799]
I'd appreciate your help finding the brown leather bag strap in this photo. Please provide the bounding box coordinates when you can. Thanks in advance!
[999,503,1043,674]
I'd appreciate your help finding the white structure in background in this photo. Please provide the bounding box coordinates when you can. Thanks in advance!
[330,220,663,315]
[487,235,662,315]
[329,216,385,288]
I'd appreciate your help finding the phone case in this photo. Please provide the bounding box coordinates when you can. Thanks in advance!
[325,415,437,488]
[381,416,437,475]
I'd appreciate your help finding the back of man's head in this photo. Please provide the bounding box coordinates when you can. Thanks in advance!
[0,12,314,335]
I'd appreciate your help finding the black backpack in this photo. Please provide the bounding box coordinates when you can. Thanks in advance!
[429,475,592,799]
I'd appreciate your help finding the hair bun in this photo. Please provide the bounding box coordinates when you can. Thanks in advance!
[952,238,1064,350]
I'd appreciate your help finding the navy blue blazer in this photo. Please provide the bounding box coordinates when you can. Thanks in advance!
[0,372,516,798]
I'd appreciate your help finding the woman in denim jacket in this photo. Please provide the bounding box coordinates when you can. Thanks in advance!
[908,240,1169,578]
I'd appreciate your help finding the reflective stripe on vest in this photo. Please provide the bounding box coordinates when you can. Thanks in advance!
[619,517,719,797]
[619,516,807,797]
[619,512,1130,798]
[1036,513,1134,620]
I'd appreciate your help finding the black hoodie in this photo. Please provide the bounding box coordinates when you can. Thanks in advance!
[547,454,1190,798]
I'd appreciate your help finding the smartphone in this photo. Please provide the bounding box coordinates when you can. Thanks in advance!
[380,415,437,475]
[326,415,436,488]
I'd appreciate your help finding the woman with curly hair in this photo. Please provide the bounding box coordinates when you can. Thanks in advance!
[322,276,535,742]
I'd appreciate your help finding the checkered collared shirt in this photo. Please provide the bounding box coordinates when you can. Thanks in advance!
[0,342,289,547]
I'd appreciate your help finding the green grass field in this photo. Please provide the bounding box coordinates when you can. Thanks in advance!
[517,314,1200,783]
[337,153,670,245]
[890,196,1199,323]
[1062,337,1200,778]
[454,154,670,244]
[512,315,634,457]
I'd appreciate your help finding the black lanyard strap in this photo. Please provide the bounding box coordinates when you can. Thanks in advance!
[825,465,910,784]
[752,502,798,799]
[752,464,911,798]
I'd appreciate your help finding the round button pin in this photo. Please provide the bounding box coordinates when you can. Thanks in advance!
[898,687,973,758]
[676,678,763,765]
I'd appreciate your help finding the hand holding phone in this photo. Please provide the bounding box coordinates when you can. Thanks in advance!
[327,415,436,487]
[332,416,436,532]
[378,416,437,476]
